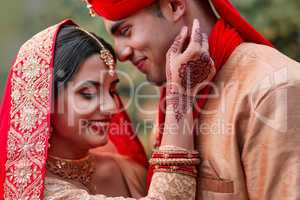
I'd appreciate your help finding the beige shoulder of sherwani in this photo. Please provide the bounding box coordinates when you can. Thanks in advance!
[196,42,300,200]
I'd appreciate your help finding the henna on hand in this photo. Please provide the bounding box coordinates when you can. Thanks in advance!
[193,27,202,44]
[166,92,194,123]
[165,20,215,123]
[170,35,183,54]
[178,52,212,91]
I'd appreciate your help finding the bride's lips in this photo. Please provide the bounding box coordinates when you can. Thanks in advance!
[87,119,110,136]
[133,58,147,73]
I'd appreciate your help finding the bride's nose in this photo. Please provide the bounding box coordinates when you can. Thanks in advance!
[99,92,117,114]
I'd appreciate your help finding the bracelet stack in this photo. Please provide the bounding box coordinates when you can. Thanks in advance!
[149,146,200,177]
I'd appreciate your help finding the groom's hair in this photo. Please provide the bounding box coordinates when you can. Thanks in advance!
[53,25,116,99]
[148,0,206,18]
[147,0,164,18]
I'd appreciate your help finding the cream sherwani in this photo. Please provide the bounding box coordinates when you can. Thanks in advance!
[196,43,300,199]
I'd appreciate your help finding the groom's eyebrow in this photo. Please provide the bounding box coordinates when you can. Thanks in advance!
[110,20,126,35]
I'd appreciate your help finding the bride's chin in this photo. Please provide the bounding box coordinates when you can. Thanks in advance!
[86,134,109,148]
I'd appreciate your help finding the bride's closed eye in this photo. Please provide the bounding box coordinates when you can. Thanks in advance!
[79,87,97,100]
[76,80,100,100]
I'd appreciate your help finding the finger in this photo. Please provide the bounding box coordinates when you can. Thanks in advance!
[169,26,188,55]
[201,33,209,51]
[190,19,202,45]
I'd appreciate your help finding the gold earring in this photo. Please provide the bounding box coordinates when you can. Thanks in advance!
[100,49,116,76]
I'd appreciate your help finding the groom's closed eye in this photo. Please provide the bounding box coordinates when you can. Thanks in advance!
[110,20,127,35]
[118,25,131,37]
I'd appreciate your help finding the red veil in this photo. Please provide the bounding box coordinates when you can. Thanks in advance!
[0,19,147,200]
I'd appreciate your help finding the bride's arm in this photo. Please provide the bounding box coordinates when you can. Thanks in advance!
[146,18,215,200]
[161,19,215,150]
[44,172,194,200]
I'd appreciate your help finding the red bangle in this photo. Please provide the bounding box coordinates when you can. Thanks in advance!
[153,165,198,177]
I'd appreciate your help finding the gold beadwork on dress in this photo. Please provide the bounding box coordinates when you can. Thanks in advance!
[43,172,197,200]
[46,155,95,190]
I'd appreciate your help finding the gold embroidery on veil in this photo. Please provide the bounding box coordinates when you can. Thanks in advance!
[4,25,57,199]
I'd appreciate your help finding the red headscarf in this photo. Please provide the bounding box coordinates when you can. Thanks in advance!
[88,0,273,187]
[0,19,148,200]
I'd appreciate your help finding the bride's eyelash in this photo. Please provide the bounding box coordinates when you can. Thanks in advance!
[80,92,96,100]
[78,87,97,100]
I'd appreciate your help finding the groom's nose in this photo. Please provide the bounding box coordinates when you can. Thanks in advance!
[115,43,133,62]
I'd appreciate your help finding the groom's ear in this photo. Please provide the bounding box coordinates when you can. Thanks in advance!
[160,0,187,22]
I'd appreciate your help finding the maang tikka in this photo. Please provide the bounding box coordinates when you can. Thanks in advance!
[76,27,116,76]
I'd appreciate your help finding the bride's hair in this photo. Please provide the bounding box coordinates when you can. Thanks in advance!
[53,25,116,98]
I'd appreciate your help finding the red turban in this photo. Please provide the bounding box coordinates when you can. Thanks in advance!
[88,0,155,21]
[88,0,272,46]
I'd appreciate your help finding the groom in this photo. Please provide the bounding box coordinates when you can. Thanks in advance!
[85,0,300,199]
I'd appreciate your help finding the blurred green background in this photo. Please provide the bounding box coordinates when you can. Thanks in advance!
[0,0,299,153]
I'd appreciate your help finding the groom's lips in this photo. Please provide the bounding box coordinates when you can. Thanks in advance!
[133,58,147,73]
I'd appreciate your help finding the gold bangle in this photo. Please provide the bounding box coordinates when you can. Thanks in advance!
[149,158,200,166]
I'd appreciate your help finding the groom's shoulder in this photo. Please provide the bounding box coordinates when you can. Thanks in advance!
[230,42,300,70]
[217,42,300,106]
[225,42,300,85]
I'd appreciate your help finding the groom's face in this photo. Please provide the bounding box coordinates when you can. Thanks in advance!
[104,8,178,86]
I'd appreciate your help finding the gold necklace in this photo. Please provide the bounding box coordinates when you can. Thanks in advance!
[46,154,95,189]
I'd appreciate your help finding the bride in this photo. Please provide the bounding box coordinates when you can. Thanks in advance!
[0,19,214,200]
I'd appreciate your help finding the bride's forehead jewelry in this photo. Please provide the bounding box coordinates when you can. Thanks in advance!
[76,27,116,76]
[82,0,96,17]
